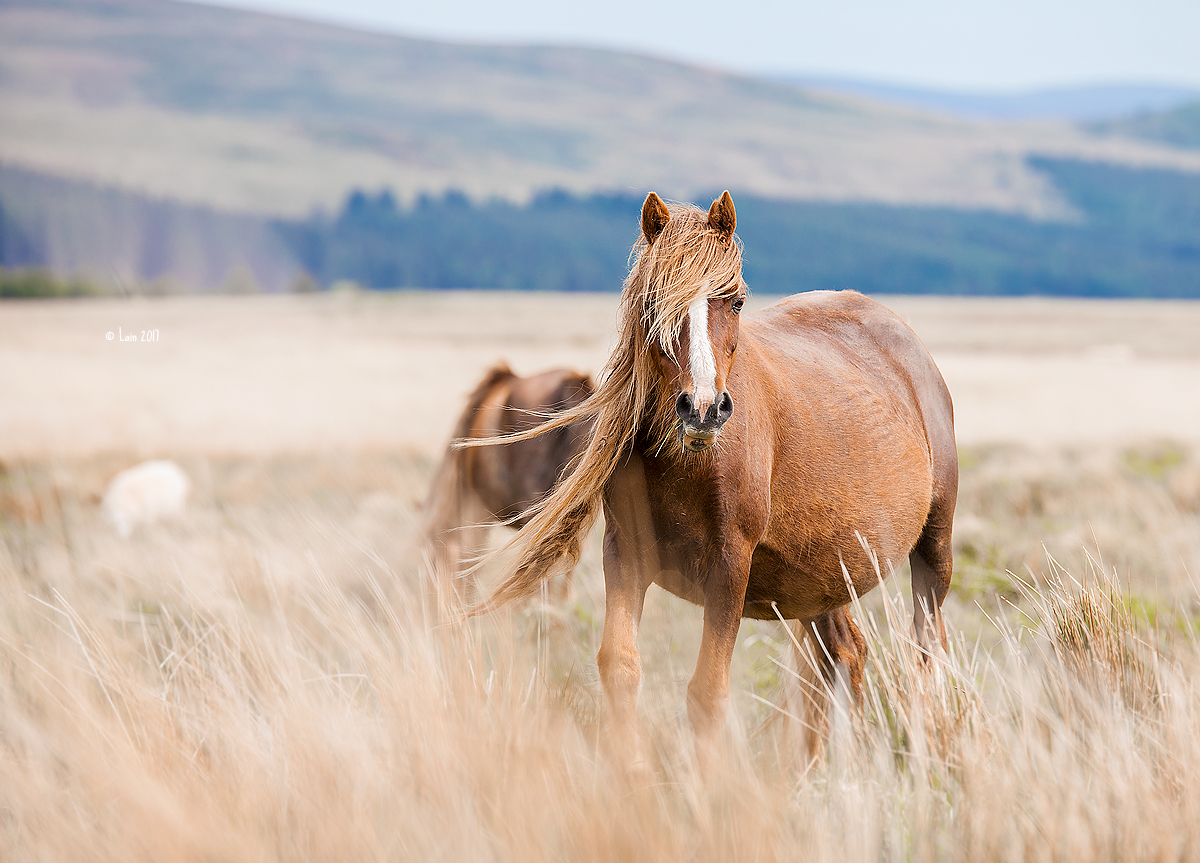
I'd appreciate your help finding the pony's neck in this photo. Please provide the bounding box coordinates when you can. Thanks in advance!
[632,381,675,458]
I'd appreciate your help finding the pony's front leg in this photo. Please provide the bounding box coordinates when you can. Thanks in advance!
[597,459,655,778]
[687,544,753,767]
[597,529,649,776]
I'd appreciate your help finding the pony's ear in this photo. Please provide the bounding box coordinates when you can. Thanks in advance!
[707,190,736,239]
[641,192,670,244]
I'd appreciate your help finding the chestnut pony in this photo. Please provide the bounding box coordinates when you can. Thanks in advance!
[468,192,957,767]
[424,362,593,606]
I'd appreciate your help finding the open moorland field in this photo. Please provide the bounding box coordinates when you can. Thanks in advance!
[3,292,1200,861]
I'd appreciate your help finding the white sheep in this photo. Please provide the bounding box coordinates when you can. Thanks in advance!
[102,460,191,538]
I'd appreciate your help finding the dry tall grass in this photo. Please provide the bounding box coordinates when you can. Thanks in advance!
[2,445,1199,861]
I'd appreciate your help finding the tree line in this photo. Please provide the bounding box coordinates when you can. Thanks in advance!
[4,157,1199,297]
[276,158,1200,298]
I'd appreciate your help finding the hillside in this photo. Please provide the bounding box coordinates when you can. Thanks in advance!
[1092,100,1200,150]
[3,0,1200,218]
[0,162,296,291]
[772,78,1200,122]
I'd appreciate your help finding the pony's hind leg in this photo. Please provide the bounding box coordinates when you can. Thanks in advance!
[809,607,867,702]
[910,498,954,655]
[453,510,492,607]
[787,608,866,763]
[427,494,491,617]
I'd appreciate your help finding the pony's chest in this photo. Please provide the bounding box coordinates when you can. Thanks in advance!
[640,456,764,575]
[644,478,721,557]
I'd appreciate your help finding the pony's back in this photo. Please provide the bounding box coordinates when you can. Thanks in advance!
[750,289,956,499]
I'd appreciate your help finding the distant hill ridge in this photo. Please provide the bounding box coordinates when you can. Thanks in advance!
[771,77,1200,123]
[3,0,1200,218]
[1091,102,1200,151]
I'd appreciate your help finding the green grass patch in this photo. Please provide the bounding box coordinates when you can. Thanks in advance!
[1122,442,1186,481]
[0,267,103,298]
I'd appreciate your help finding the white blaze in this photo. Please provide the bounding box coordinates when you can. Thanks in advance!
[687,294,717,412]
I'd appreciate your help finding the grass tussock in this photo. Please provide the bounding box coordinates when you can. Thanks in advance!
[1,448,1200,861]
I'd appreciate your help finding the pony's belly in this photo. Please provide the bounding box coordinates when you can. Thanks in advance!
[649,550,876,621]
[652,568,708,607]
[741,571,856,621]
[740,540,898,621]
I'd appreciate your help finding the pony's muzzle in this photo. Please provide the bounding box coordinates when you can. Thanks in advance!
[676,390,734,451]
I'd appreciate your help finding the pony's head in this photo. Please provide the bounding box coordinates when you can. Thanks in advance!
[630,191,746,453]
[456,191,748,609]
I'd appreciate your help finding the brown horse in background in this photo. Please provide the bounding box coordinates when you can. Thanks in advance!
[423,363,593,608]
[466,192,957,771]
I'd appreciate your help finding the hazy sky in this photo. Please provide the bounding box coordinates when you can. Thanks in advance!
[203,0,1200,91]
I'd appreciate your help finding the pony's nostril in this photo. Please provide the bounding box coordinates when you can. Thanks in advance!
[716,391,734,422]
[675,391,693,420]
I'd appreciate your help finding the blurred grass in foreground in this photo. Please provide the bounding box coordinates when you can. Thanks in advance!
[1,444,1198,861]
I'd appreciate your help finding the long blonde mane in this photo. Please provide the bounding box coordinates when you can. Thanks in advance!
[463,201,745,611]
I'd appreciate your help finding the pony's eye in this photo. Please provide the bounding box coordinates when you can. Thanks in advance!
[732,298,745,314]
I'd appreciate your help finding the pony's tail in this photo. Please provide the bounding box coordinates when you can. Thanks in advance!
[477,495,600,612]
[422,363,513,560]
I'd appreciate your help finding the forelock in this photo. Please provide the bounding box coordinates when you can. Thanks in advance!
[623,204,744,353]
